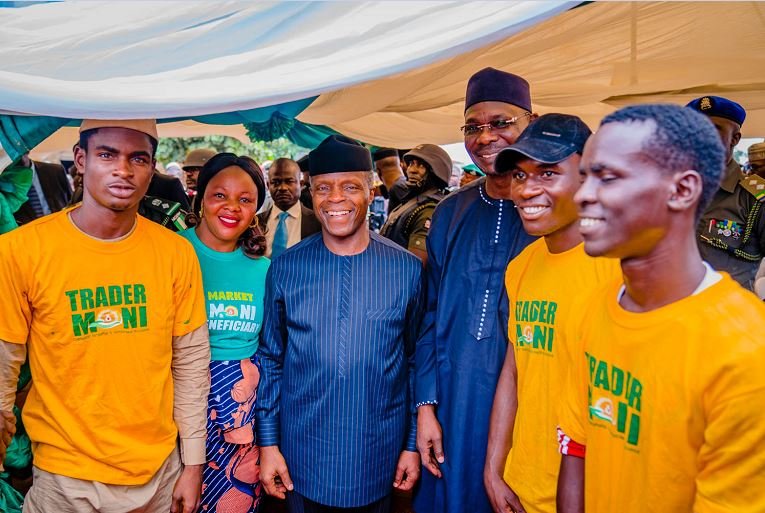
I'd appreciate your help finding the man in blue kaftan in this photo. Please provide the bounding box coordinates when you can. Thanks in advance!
[257,135,424,513]
[414,68,536,513]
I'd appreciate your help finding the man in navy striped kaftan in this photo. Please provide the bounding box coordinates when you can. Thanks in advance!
[256,135,424,513]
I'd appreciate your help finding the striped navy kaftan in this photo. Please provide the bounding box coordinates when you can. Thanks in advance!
[255,232,423,508]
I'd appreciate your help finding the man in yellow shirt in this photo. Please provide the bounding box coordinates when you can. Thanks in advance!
[0,119,210,513]
[557,104,765,513]
[483,114,619,513]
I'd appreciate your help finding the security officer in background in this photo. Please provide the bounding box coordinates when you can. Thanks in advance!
[182,148,216,206]
[459,163,485,188]
[688,96,765,289]
[380,144,452,264]
[373,148,410,213]
[748,142,765,178]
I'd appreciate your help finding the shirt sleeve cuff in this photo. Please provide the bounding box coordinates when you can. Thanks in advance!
[180,437,206,466]
[405,418,418,452]
[415,377,437,407]
[256,417,281,447]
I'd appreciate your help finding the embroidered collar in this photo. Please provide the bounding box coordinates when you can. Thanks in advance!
[478,182,505,207]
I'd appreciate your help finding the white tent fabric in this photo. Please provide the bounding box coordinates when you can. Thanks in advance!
[300,1,765,147]
[4,1,765,160]
[0,1,569,118]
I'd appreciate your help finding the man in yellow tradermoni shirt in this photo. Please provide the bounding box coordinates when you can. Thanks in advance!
[557,104,765,513]
[0,119,210,513]
[483,114,620,513]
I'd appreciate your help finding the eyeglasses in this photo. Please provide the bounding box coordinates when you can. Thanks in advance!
[460,113,531,137]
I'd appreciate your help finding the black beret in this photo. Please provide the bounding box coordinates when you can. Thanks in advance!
[686,96,746,126]
[296,155,309,173]
[309,135,373,176]
[465,67,532,112]
[372,148,399,161]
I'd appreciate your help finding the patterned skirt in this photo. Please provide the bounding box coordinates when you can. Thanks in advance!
[199,354,263,513]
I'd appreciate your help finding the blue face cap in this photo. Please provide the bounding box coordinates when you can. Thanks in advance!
[494,113,592,174]
[686,96,746,126]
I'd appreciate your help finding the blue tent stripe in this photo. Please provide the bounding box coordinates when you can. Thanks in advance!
[0,115,69,163]
[0,96,340,164]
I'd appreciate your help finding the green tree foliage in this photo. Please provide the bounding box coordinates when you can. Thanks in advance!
[156,135,308,166]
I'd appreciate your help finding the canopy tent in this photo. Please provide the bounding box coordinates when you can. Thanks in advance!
[301,1,765,145]
[0,0,571,168]
[2,1,765,168]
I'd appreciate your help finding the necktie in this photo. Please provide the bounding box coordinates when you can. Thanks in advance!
[271,211,289,259]
[26,183,45,218]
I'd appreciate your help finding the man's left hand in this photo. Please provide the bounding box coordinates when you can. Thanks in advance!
[393,450,421,491]
[170,464,203,513]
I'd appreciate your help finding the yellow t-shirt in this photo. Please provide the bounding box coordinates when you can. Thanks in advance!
[0,210,206,485]
[503,239,620,513]
[559,275,765,513]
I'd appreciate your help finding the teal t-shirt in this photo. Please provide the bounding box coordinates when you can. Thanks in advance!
[179,228,270,361]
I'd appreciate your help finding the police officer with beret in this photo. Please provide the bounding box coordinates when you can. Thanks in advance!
[688,96,765,289]
[380,144,452,264]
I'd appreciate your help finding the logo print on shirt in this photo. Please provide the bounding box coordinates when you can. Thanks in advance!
[514,300,557,353]
[517,325,534,346]
[89,309,122,330]
[589,397,615,424]
[207,290,261,333]
[586,352,642,448]
[65,284,148,338]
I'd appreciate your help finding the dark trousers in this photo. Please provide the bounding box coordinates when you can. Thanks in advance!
[286,492,391,513]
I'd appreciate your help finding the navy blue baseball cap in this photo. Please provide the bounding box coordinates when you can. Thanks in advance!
[686,96,746,126]
[494,113,592,174]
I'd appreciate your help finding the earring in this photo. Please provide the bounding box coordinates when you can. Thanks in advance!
[250,216,259,229]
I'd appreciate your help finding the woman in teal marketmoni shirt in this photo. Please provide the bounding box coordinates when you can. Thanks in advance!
[179,153,270,513]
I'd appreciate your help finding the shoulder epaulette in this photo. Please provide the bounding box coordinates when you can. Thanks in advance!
[739,174,765,202]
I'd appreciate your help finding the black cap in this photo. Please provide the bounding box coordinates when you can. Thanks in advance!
[308,135,372,176]
[465,67,531,112]
[296,155,309,173]
[372,148,399,161]
[686,96,746,126]
[495,114,592,174]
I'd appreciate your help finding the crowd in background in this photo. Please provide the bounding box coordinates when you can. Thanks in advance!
[1,66,764,513]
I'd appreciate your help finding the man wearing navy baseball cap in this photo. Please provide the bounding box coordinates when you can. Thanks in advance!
[494,113,591,174]
[688,96,765,289]
[485,114,620,513]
